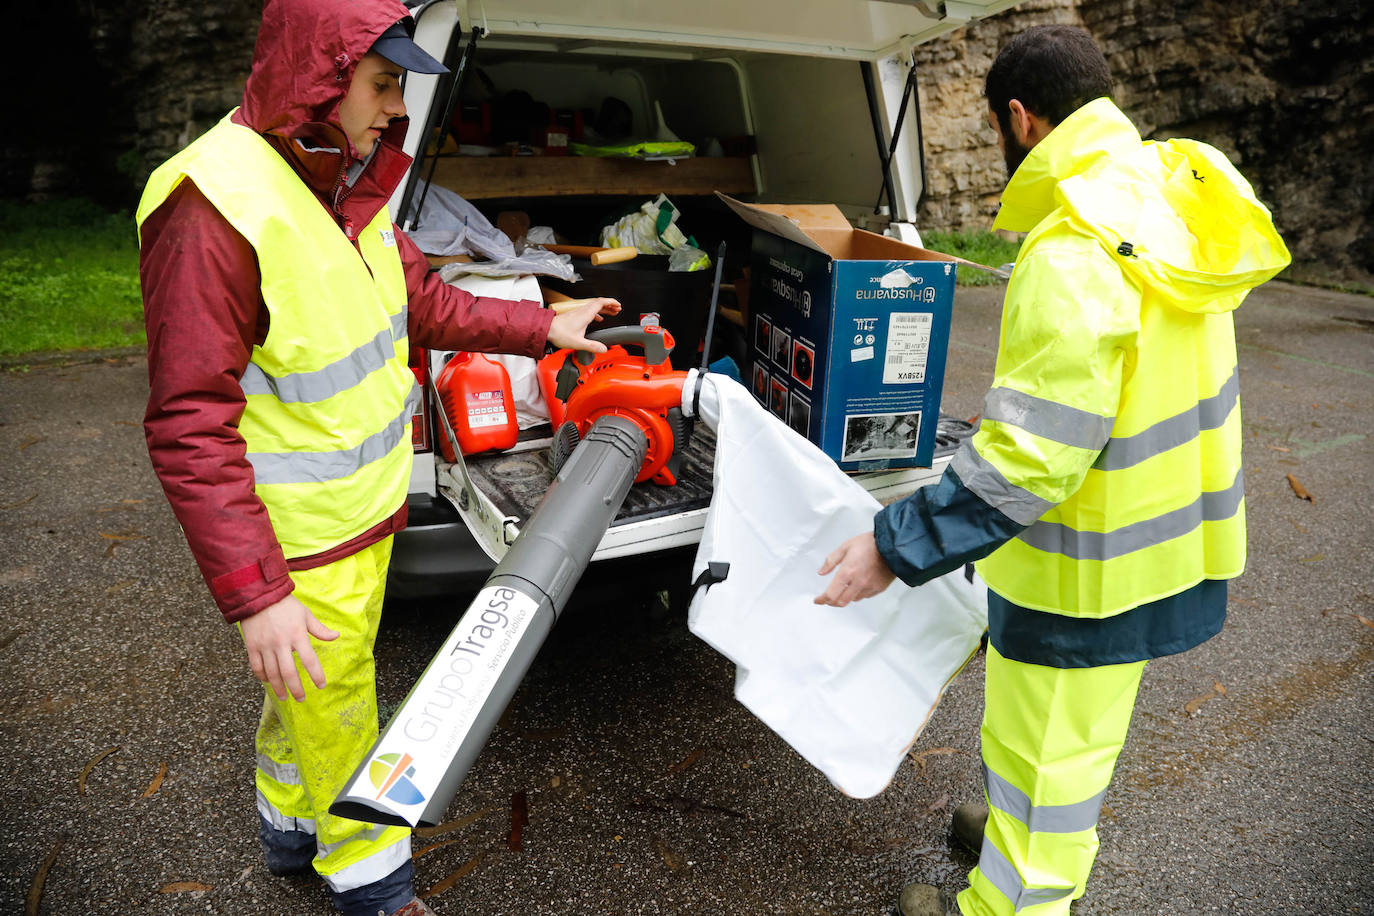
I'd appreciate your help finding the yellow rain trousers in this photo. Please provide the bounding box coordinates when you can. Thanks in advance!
[959,646,1145,915]
[249,537,411,893]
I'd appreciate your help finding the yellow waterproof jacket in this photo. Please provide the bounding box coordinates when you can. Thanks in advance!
[963,98,1290,616]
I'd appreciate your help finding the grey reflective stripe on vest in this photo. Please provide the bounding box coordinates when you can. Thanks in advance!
[256,789,316,835]
[984,763,1105,834]
[247,383,420,486]
[256,753,300,786]
[1095,366,1239,471]
[976,837,1076,911]
[241,309,408,404]
[983,387,1114,452]
[952,444,1056,527]
[316,822,393,859]
[1019,467,1244,561]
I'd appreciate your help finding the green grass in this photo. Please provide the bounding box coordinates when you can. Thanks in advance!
[0,199,144,357]
[923,229,1021,286]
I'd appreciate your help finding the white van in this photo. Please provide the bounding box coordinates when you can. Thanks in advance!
[385,0,1017,599]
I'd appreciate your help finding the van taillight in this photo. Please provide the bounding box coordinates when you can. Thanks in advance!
[410,349,432,453]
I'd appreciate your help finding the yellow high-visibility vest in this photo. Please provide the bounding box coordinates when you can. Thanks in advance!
[965,98,1289,617]
[137,113,417,559]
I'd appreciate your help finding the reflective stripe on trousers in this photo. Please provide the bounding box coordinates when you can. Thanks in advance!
[248,537,411,893]
[959,644,1145,915]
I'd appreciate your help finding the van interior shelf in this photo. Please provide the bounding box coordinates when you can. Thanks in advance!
[426,155,756,199]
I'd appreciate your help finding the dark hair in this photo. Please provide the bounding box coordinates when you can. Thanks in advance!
[985,25,1113,132]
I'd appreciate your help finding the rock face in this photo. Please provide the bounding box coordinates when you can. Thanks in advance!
[915,0,1374,285]
[11,0,1371,283]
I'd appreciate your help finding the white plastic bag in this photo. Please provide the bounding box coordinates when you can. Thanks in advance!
[686,374,988,798]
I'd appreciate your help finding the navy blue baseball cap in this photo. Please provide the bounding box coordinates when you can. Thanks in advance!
[370,21,448,74]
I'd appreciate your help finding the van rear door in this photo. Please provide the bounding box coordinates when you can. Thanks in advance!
[397,0,1024,224]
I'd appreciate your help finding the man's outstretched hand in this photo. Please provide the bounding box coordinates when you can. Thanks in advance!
[547,297,622,353]
[814,532,896,607]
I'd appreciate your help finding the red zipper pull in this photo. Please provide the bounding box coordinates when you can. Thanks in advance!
[343,218,356,239]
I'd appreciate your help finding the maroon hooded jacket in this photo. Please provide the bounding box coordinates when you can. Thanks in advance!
[139,0,553,623]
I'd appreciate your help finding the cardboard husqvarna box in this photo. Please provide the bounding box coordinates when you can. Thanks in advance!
[719,193,958,471]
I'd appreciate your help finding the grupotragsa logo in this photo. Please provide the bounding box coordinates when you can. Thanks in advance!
[370,752,425,805]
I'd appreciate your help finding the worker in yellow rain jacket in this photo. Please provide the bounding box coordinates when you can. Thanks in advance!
[815,25,1290,916]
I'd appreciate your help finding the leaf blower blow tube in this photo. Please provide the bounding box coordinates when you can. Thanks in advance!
[331,414,649,827]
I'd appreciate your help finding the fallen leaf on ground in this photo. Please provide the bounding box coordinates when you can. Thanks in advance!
[1,495,36,510]
[412,836,469,860]
[1229,597,1259,608]
[0,628,21,651]
[1299,554,1324,563]
[1184,685,1226,717]
[629,794,745,819]
[24,834,66,916]
[909,746,961,775]
[1286,474,1314,502]
[159,882,212,893]
[652,837,690,872]
[1266,445,1290,453]
[141,761,168,798]
[99,530,148,557]
[18,435,45,451]
[414,807,492,839]
[422,854,484,899]
[926,793,950,813]
[667,749,704,775]
[78,746,120,796]
[508,791,528,852]
[1356,615,1374,631]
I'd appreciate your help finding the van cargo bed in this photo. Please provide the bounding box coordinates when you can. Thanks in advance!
[463,414,974,529]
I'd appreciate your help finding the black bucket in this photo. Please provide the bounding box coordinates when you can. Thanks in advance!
[543,254,713,370]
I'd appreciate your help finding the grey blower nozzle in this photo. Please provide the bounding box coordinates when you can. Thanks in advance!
[331,414,648,827]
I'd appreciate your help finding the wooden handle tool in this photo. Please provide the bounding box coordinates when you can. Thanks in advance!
[589,246,638,266]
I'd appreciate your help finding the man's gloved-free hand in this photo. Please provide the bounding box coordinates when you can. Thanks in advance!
[814,531,896,607]
[547,297,622,353]
[240,594,339,701]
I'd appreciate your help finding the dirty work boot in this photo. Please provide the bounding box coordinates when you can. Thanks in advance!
[386,899,437,916]
[897,883,962,916]
[950,802,988,854]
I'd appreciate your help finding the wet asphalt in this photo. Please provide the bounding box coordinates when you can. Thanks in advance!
[0,280,1371,916]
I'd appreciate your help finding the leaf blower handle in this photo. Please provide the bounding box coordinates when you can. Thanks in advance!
[573,325,672,368]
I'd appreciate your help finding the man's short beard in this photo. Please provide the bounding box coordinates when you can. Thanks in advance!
[1003,134,1030,178]
[996,110,1031,178]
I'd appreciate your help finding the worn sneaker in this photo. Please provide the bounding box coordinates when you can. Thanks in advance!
[950,802,988,854]
[386,898,437,916]
[897,883,962,916]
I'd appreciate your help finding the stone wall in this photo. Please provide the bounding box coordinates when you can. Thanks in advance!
[915,0,1374,285]
[10,0,1371,284]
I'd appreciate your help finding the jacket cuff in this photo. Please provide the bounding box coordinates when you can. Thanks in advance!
[874,466,1026,587]
[210,551,294,623]
[525,302,556,358]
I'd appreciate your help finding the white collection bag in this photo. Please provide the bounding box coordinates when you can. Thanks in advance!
[686,374,988,798]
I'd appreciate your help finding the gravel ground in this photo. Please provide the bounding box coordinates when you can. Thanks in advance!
[0,280,1370,915]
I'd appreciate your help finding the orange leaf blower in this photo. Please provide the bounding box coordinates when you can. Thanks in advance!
[536,319,692,486]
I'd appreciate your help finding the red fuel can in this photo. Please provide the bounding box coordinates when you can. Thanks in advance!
[435,351,519,459]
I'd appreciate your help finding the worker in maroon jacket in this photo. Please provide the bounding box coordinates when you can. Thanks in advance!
[135,1,616,912]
